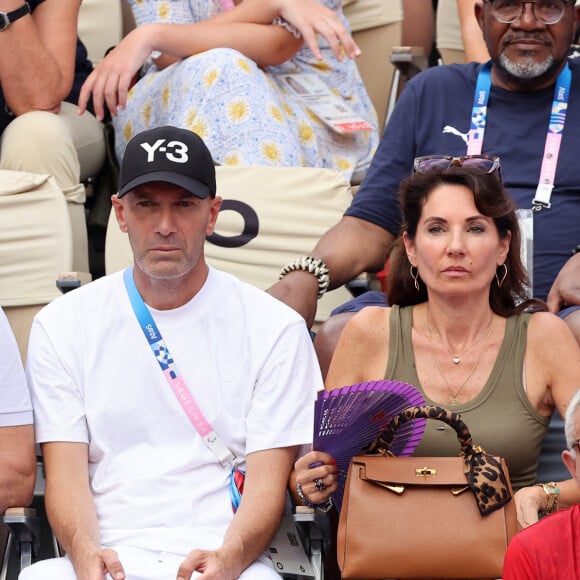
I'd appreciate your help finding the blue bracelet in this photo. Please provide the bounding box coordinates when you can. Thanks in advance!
[295,482,333,513]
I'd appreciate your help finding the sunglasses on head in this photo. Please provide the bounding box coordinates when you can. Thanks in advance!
[413,155,503,181]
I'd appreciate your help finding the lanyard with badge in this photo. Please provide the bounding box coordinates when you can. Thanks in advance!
[466,60,572,295]
[123,267,245,512]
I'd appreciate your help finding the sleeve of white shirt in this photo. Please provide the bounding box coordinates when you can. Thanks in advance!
[0,307,32,427]
[26,315,88,444]
[245,319,321,455]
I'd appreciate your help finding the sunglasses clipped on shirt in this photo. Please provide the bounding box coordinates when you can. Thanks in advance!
[484,0,572,26]
[413,154,503,182]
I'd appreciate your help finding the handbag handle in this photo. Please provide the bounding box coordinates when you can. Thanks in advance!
[363,405,473,457]
[363,405,513,517]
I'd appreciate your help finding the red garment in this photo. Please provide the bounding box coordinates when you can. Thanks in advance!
[503,504,580,579]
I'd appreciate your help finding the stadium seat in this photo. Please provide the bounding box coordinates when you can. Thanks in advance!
[106,165,355,327]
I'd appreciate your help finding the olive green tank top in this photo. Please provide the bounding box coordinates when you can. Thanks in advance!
[385,305,550,491]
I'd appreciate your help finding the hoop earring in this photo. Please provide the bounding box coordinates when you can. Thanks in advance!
[495,263,508,288]
[410,265,420,292]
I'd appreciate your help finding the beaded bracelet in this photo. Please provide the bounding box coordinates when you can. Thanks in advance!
[279,256,330,299]
[295,482,334,513]
[571,244,580,256]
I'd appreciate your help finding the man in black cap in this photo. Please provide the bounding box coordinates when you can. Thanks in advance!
[22,126,321,580]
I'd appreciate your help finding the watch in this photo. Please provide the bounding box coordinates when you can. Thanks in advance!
[535,481,560,515]
[0,2,31,31]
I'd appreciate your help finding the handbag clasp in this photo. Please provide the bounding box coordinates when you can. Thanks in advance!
[415,466,437,477]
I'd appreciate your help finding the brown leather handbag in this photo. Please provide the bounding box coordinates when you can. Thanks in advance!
[337,406,518,579]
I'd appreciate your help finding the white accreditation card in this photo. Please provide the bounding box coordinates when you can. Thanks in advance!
[516,208,534,299]
[278,73,375,134]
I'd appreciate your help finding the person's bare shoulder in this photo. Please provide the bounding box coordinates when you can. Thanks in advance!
[528,310,573,336]
[326,305,392,388]
[341,305,391,350]
[527,311,580,362]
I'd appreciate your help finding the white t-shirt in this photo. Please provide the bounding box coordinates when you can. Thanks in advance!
[0,306,32,427]
[27,267,321,554]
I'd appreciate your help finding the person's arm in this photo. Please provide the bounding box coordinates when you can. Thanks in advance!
[0,425,35,513]
[546,252,580,314]
[269,62,423,326]
[78,20,299,120]
[78,0,358,120]
[457,0,490,62]
[267,217,393,328]
[0,307,36,513]
[324,305,390,389]
[41,442,126,580]
[176,447,297,580]
[289,307,391,507]
[0,0,79,115]
[514,312,580,528]
[402,0,435,58]
[146,0,359,63]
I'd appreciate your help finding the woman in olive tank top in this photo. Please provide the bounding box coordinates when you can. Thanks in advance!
[293,164,580,529]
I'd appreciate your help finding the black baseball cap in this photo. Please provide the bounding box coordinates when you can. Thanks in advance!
[117,126,216,198]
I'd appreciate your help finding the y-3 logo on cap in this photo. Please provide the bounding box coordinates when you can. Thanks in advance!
[140,139,189,163]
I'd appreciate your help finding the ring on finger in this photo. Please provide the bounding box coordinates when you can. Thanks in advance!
[314,478,326,492]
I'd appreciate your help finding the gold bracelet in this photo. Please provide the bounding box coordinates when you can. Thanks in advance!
[535,482,560,515]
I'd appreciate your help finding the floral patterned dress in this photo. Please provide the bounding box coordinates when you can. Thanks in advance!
[113,0,378,181]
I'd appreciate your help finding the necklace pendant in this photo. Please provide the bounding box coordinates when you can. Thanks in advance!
[452,356,460,365]
[449,398,458,405]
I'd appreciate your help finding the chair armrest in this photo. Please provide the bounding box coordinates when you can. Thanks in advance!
[390,46,429,79]
[292,506,331,580]
[2,507,40,569]
[56,272,93,294]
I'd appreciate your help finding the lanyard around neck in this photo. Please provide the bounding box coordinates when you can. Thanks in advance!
[467,60,572,210]
[123,267,236,468]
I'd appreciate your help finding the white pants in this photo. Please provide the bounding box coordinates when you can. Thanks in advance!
[19,546,281,580]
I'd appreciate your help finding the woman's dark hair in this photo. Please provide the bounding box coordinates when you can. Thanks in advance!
[385,168,545,316]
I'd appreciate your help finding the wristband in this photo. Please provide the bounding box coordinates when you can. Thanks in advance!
[279,256,330,299]
[0,3,30,31]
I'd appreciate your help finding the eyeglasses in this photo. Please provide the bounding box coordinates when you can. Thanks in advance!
[413,155,503,181]
[485,0,571,26]
[570,439,580,452]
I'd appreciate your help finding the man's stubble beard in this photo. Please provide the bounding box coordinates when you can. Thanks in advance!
[497,51,558,86]
[130,238,201,283]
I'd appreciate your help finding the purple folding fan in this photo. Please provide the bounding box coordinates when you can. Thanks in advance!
[313,380,426,511]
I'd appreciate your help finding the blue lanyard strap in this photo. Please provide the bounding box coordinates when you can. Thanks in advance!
[533,62,571,209]
[467,60,571,210]
[467,61,492,156]
[123,267,236,467]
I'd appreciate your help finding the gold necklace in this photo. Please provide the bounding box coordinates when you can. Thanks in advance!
[426,311,492,365]
[426,314,494,405]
